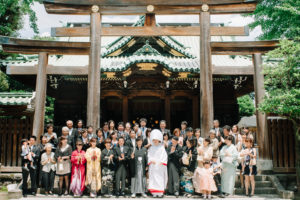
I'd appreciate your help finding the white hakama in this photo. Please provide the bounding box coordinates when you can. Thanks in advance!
[147,129,168,196]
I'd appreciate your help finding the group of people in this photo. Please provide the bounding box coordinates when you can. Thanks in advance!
[20,119,257,199]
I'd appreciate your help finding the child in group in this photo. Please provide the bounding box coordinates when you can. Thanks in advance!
[194,161,217,199]
[211,155,222,196]
[242,139,256,176]
[21,139,34,171]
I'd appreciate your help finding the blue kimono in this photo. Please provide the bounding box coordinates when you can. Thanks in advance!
[220,144,238,195]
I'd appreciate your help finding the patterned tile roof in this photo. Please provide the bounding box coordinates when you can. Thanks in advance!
[0,92,35,107]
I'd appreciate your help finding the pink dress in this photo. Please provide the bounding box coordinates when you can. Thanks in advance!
[193,167,217,192]
[70,150,86,195]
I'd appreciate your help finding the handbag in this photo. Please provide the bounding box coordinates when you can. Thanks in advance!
[182,153,190,165]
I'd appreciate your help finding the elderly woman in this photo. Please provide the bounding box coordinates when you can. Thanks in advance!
[220,135,238,197]
[70,140,86,197]
[44,124,58,150]
[55,136,72,196]
[40,143,56,195]
[209,130,219,157]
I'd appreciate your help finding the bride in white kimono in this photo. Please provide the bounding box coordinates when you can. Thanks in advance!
[147,129,168,197]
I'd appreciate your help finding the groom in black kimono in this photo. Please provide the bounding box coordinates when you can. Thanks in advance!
[166,136,183,197]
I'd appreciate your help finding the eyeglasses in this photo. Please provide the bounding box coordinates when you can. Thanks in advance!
[76,144,83,146]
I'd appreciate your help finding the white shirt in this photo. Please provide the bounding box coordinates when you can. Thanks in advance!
[69,128,73,136]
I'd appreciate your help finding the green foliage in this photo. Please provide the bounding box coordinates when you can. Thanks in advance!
[237,94,255,118]
[0,185,7,192]
[259,39,300,121]
[247,0,300,40]
[45,96,55,124]
[0,0,39,37]
[0,71,9,91]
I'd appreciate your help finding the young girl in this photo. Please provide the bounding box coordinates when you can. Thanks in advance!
[194,161,217,199]
[241,139,257,197]
[70,140,86,197]
[148,129,168,198]
[21,139,33,171]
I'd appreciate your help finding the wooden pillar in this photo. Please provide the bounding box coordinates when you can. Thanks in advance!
[253,53,270,159]
[200,5,214,137]
[87,5,101,128]
[122,95,128,123]
[32,52,48,142]
[193,95,199,129]
[165,95,171,129]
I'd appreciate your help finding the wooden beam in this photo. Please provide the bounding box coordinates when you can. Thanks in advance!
[0,36,90,55]
[200,10,214,138]
[87,9,101,129]
[32,52,48,143]
[43,0,257,6]
[253,53,270,160]
[6,65,255,75]
[44,2,257,15]
[211,41,279,55]
[51,26,249,37]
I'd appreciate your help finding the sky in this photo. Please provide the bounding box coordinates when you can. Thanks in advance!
[18,2,262,41]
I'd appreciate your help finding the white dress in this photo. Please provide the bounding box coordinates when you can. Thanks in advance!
[147,129,168,196]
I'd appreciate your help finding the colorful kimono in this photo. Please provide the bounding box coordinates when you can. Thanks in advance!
[85,147,102,193]
[147,129,168,196]
[70,150,86,196]
[220,144,238,195]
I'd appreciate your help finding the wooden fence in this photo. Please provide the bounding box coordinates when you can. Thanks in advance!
[268,118,296,173]
[0,117,33,167]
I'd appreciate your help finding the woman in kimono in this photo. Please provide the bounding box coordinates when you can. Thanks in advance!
[70,140,86,197]
[55,136,72,196]
[197,138,213,168]
[101,138,115,197]
[85,138,101,197]
[219,135,238,197]
[181,138,197,197]
[147,129,168,198]
[131,137,148,198]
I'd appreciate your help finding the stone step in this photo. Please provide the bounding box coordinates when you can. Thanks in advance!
[235,187,277,195]
[235,181,273,187]
[236,175,268,181]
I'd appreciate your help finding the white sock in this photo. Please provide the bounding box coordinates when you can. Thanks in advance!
[203,194,207,198]
[208,194,211,199]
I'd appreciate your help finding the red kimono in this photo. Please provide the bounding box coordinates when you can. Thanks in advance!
[70,150,86,195]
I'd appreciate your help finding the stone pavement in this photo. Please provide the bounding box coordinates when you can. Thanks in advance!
[11,194,287,200]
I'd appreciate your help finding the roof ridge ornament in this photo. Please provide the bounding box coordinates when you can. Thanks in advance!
[133,40,161,56]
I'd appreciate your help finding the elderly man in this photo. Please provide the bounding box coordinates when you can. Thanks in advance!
[159,120,171,138]
[66,120,78,150]
[60,126,75,150]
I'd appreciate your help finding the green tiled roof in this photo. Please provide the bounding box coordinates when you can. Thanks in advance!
[133,40,161,56]
[102,15,195,58]
[0,92,35,106]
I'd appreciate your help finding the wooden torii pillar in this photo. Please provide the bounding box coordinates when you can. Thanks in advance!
[253,53,271,160]
[32,52,48,142]
[200,4,213,137]
[87,5,101,128]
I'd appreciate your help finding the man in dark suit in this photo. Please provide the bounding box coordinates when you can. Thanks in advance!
[66,120,78,150]
[21,136,40,197]
[159,120,171,138]
[166,136,183,197]
[212,120,224,138]
[125,130,136,181]
[102,122,110,139]
[183,127,194,146]
[114,137,130,197]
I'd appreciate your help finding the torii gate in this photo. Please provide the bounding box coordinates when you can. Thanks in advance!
[0,0,278,162]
